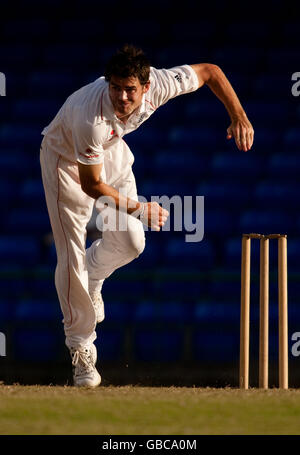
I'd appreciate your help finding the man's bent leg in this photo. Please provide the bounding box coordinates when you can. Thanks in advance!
[86,172,146,286]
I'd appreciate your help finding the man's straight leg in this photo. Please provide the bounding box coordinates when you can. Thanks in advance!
[40,141,97,350]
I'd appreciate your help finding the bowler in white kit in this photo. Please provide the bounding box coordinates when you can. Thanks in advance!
[40,45,254,387]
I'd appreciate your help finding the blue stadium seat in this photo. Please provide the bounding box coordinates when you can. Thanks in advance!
[268,153,300,179]
[239,210,294,234]
[0,44,38,67]
[283,128,300,150]
[193,330,240,362]
[153,149,209,180]
[2,20,51,40]
[133,239,160,267]
[14,329,60,361]
[0,124,41,147]
[15,299,62,321]
[134,301,158,322]
[0,266,28,297]
[94,329,123,361]
[204,210,237,236]
[58,19,106,43]
[154,279,208,300]
[212,46,262,73]
[221,72,250,97]
[254,181,300,208]
[20,179,46,203]
[197,181,253,208]
[0,179,19,209]
[21,0,60,6]
[0,235,40,266]
[169,21,217,42]
[103,279,146,299]
[211,152,263,179]
[0,99,9,118]
[43,44,93,68]
[194,301,240,324]
[104,301,136,322]
[27,266,57,297]
[158,301,193,322]
[184,99,226,123]
[112,20,162,42]
[288,239,300,267]
[289,300,300,323]
[47,241,57,266]
[267,49,300,72]
[138,181,195,199]
[253,74,289,99]
[168,126,220,149]
[0,299,16,323]
[0,150,38,178]
[129,150,149,178]
[28,71,80,97]
[208,279,240,301]
[5,208,51,234]
[155,46,201,69]
[282,23,298,41]
[165,238,214,266]
[125,125,167,148]
[134,329,184,362]
[252,127,281,150]
[224,21,271,45]
[244,101,288,127]
[134,301,193,323]
[148,102,179,125]
[12,99,60,123]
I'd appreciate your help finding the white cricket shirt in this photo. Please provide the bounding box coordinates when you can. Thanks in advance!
[42,65,199,184]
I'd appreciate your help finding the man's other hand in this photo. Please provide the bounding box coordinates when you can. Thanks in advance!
[227,114,254,152]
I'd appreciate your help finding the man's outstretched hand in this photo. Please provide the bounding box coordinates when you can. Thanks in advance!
[227,114,254,152]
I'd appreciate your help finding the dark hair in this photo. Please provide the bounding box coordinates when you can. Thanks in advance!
[104,44,150,85]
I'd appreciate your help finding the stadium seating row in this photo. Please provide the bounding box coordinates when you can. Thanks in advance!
[6,322,299,363]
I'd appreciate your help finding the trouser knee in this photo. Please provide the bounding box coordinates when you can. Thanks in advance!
[125,234,146,259]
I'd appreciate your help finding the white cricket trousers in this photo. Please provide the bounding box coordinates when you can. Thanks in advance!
[40,138,145,350]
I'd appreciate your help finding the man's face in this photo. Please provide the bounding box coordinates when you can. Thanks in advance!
[109,75,150,119]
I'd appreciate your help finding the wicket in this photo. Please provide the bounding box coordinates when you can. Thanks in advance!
[239,233,288,389]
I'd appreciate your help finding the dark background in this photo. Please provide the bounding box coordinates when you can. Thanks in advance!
[0,0,299,387]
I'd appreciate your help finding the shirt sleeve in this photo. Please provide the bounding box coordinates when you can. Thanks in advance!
[72,119,105,166]
[149,65,199,108]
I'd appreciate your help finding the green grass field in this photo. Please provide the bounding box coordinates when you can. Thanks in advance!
[0,385,300,435]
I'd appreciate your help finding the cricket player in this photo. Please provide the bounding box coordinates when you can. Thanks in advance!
[40,45,254,387]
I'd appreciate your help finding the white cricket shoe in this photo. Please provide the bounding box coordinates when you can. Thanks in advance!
[90,291,105,324]
[70,344,101,387]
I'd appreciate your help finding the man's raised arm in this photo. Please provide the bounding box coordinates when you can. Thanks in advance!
[190,63,254,152]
